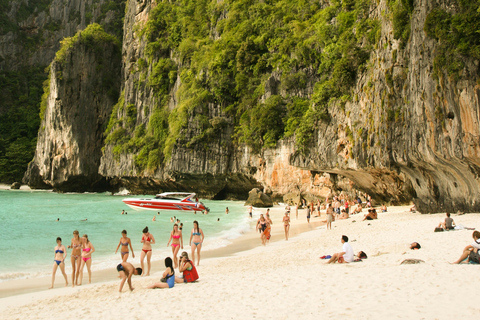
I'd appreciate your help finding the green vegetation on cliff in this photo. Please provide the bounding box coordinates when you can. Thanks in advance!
[424,0,480,78]
[106,0,381,165]
[0,67,46,182]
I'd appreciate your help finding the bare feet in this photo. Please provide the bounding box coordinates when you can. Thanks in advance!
[48,286,53,289]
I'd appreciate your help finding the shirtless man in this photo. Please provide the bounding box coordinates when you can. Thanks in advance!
[116,262,142,292]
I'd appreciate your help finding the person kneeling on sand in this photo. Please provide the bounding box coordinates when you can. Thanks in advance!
[438,212,455,230]
[116,262,142,292]
[148,257,175,289]
[175,252,199,283]
[327,235,354,264]
[451,231,480,264]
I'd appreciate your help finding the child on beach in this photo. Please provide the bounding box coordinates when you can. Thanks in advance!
[116,262,142,292]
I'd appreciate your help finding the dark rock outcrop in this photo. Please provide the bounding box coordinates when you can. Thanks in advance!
[10,182,21,189]
[244,188,273,207]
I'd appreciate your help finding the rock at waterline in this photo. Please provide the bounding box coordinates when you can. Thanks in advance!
[11,182,21,189]
[400,259,425,265]
[244,188,273,207]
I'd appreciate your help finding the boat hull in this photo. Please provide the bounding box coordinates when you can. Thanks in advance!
[122,199,206,212]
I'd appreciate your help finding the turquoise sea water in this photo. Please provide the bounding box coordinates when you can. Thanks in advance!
[0,190,251,282]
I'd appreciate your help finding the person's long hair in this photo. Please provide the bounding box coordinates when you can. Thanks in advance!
[193,220,199,234]
[165,257,174,275]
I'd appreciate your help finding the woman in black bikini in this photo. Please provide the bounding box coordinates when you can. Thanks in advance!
[257,216,268,246]
[68,230,82,287]
[50,237,68,289]
[115,230,135,262]
[140,226,155,277]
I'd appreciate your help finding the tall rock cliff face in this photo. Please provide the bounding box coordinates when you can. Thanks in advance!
[0,0,125,71]
[23,25,121,191]
[21,0,480,213]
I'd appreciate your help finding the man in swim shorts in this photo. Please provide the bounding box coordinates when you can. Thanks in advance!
[116,262,142,292]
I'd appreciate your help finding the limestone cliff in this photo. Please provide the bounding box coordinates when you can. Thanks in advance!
[23,24,121,191]
[21,0,480,213]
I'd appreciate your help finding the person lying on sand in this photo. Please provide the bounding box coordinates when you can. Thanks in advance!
[116,262,142,292]
[438,212,455,230]
[354,251,368,262]
[363,209,377,221]
[410,242,421,250]
[327,235,354,264]
[451,231,480,264]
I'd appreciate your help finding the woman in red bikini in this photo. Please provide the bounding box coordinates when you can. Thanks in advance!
[167,224,183,269]
[49,237,68,289]
[115,230,135,262]
[140,226,155,276]
[68,230,82,287]
[79,234,95,285]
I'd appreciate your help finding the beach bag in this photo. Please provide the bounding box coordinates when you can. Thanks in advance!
[468,250,480,264]
[434,227,444,232]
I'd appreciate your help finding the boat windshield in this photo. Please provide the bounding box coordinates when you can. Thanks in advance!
[154,195,181,200]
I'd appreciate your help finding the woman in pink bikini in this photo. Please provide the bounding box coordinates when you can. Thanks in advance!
[79,234,95,285]
[49,237,68,288]
[167,224,183,269]
[140,226,155,276]
[115,230,135,262]
[68,230,82,287]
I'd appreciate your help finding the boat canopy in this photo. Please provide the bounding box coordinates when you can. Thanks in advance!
[155,192,196,200]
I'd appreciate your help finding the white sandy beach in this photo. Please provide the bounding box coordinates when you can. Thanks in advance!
[1,205,480,319]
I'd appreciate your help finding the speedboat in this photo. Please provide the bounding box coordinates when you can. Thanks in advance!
[122,192,209,212]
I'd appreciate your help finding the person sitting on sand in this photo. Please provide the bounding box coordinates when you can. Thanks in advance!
[451,231,480,264]
[410,204,416,212]
[438,212,455,230]
[116,262,142,292]
[353,204,362,214]
[175,252,199,283]
[381,204,387,212]
[410,242,421,250]
[327,235,354,264]
[338,209,349,220]
[148,257,175,289]
[363,208,377,221]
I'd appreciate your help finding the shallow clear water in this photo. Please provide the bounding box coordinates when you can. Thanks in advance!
[0,190,251,282]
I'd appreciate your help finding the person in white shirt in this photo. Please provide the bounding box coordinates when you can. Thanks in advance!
[451,231,480,264]
[327,235,354,263]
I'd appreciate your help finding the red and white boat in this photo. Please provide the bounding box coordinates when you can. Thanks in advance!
[122,192,208,212]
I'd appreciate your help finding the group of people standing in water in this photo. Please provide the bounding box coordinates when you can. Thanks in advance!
[50,221,204,291]
[50,230,94,288]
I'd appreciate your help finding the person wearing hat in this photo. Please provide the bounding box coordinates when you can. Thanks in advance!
[175,252,199,283]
